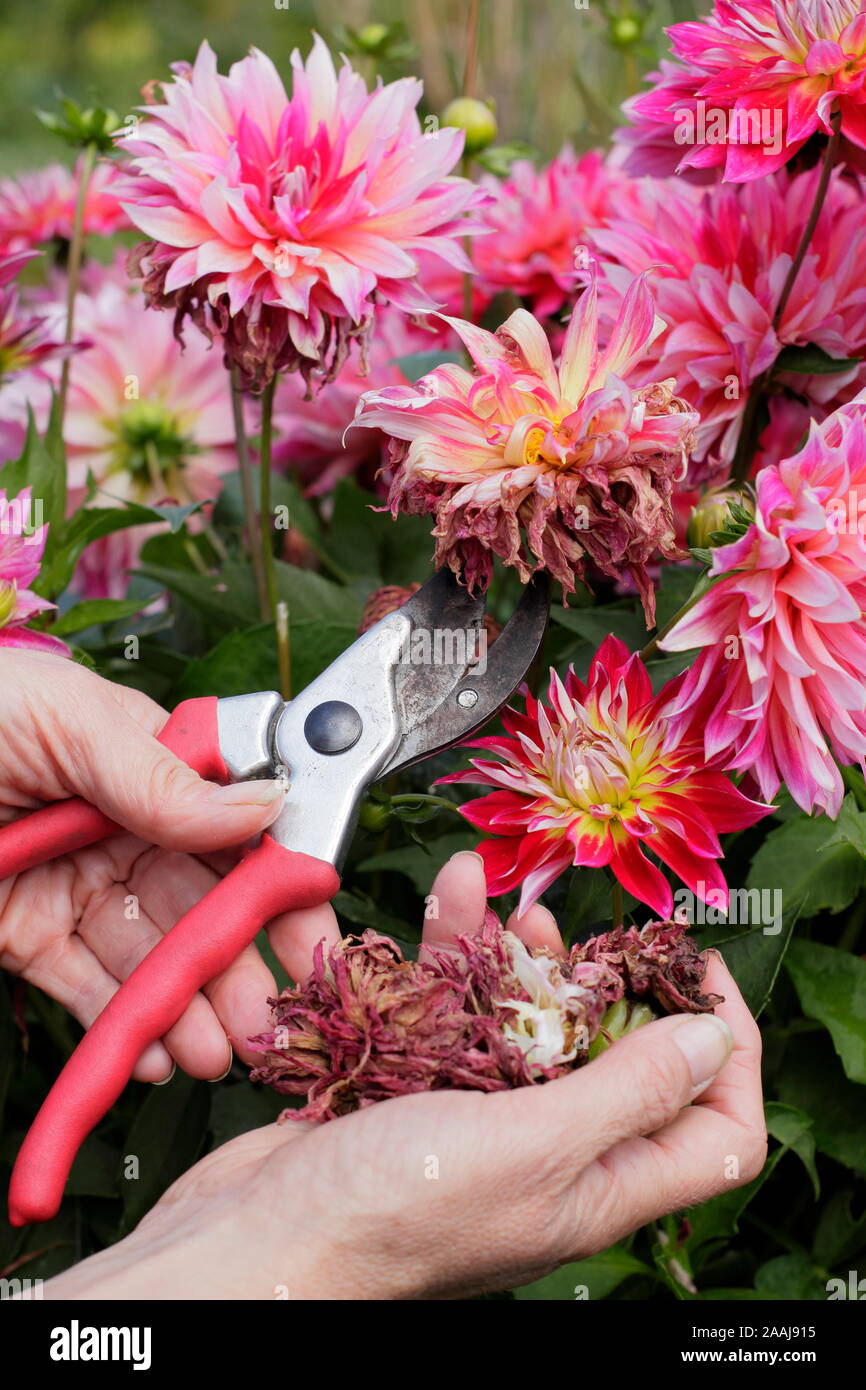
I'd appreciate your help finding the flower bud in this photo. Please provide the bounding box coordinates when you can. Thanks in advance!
[37,98,120,153]
[441,97,498,155]
[358,796,392,832]
[356,23,390,52]
[609,14,643,48]
[686,487,754,551]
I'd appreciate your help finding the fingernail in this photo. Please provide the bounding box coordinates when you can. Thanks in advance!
[673,1015,733,1092]
[152,1064,176,1087]
[208,780,286,807]
[453,850,484,866]
[209,1047,234,1083]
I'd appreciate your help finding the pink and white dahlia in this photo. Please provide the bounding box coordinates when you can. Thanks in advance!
[0,259,237,597]
[116,37,483,390]
[353,266,698,622]
[614,62,720,182]
[621,1,866,182]
[592,166,866,481]
[0,251,70,386]
[473,148,648,319]
[273,302,455,496]
[0,488,67,655]
[662,393,866,816]
[440,636,771,918]
[0,160,128,257]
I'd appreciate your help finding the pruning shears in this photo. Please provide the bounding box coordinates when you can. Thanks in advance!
[2,569,549,1226]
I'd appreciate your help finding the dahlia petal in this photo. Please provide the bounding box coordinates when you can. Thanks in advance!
[196,239,255,275]
[0,626,68,655]
[559,275,598,401]
[610,834,673,918]
[121,202,213,247]
[652,833,729,909]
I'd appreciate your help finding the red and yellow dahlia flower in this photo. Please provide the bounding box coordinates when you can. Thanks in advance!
[441,636,772,918]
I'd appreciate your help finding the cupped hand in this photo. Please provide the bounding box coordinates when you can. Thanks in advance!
[0,650,341,1082]
[45,852,767,1301]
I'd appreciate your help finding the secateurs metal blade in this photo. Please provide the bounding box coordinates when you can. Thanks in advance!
[1,568,549,1226]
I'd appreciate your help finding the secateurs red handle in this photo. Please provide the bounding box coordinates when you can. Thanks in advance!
[4,568,551,1227]
[0,693,339,1226]
[8,838,339,1227]
[0,697,228,880]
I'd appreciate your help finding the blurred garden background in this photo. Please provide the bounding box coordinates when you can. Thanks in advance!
[0,0,701,171]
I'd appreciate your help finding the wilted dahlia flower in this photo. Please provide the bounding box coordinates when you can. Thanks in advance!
[249,914,719,1120]
[0,159,128,256]
[0,259,237,597]
[0,488,67,655]
[440,636,771,918]
[661,393,866,816]
[621,0,866,181]
[116,37,482,390]
[353,267,699,622]
[592,166,866,480]
[472,148,647,319]
[273,303,454,496]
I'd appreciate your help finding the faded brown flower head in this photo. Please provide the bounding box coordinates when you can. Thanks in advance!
[249,914,719,1122]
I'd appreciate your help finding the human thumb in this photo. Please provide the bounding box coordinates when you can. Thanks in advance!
[523,1010,734,1173]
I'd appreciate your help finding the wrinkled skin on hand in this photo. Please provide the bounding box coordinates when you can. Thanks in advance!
[0,650,326,1081]
[44,852,767,1301]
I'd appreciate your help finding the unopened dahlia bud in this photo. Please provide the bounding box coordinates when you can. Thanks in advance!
[686,487,754,551]
[358,797,392,832]
[441,97,498,155]
[608,14,643,49]
[357,22,390,51]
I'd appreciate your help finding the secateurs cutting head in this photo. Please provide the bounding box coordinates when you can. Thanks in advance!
[2,569,549,1226]
[219,567,550,868]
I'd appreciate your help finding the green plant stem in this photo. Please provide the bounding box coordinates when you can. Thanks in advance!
[183,538,210,577]
[841,764,866,811]
[57,141,98,429]
[611,877,624,928]
[314,546,352,586]
[276,598,291,701]
[730,110,841,485]
[390,794,459,813]
[230,365,269,619]
[773,111,841,330]
[838,894,866,954]
[259,376,279,619]
[639,581,708,662]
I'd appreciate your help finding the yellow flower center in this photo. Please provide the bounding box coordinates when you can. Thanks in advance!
[0,580,18,629]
